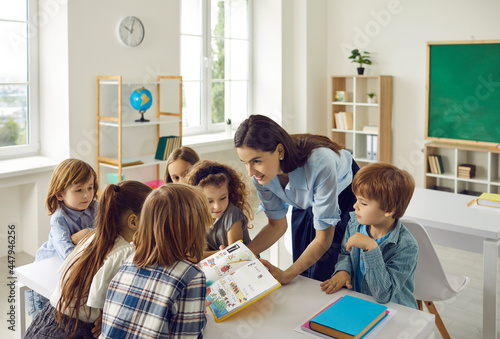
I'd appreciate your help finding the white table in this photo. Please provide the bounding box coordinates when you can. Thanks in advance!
[404,187,500,339]
[14,256,63,338]
[14,256,433,338]
[204,275,435,338]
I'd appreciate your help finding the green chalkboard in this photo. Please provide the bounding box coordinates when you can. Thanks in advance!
[427,41,500,145]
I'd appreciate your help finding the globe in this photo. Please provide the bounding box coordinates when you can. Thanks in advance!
[130,87,153,122]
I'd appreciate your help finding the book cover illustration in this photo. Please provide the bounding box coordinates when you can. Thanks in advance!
[206,260,280,322]
[198,241,256,286]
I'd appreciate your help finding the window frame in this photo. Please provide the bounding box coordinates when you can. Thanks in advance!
[180,0,252,136]
[0,0,39,159]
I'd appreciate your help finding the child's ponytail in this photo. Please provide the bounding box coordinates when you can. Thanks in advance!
[56,181,151,337]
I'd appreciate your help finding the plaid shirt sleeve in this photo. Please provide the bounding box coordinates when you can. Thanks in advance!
[169,270,207,338]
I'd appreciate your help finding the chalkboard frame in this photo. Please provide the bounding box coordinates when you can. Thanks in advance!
[426,40,500,146]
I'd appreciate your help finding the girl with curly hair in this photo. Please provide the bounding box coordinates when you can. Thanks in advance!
[185,160,254,257]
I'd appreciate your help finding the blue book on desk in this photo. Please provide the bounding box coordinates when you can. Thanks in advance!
[309,295,388,339]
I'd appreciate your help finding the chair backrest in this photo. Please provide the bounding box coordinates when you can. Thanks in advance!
[401,218,464,301]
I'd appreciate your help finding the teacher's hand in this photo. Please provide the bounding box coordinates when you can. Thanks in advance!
[260,259,294,285]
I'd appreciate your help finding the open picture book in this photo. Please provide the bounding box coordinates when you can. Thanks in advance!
[198,240,281,322]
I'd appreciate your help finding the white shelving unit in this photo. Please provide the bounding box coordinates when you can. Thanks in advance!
[330,75,393,164]
[96,75,182,186]
[424,142,500,195]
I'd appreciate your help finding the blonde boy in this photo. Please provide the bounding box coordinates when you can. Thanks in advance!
[320,162,418,308]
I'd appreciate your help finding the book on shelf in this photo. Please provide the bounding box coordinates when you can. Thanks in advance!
[428,155,444,174]
[362,125,379,134]
[459,189,482,197]
[334,112,353,130]
[306,295,388,339]
[154,135,181,161]
[334,113,345,130]
[366,135,373,160]
[199,241,281,322]
[476,192,500,209]
[341,112,353,130]
[430,185,453,192]
[372,135,378,161]
[435,154,444,174]
[458,164,476,179]
[428,155,437,174]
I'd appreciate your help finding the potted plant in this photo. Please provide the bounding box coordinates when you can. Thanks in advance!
[367,92,376,104]
[348,49,372,75]
[225,118,232,137]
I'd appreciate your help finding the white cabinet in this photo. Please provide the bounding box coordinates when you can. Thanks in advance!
[96,75,182,185]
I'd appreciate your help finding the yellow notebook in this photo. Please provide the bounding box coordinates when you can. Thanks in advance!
[198,241,281,322]
[476,193,500,208]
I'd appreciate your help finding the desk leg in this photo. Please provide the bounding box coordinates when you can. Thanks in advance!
[483,239,499,339]
[15,282,28,339]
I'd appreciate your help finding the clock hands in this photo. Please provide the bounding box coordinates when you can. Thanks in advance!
[130,18,136,33]
[122,18,136,34]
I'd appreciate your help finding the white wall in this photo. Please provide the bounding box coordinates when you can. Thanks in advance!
[66,0,180,165]
[326,0,500,185]
[0,171,52,257]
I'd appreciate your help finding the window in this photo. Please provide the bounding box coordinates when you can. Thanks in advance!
[0,0,39,158]
[180,0,250,135]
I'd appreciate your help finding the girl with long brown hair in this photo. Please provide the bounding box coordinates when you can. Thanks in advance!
[100,184,212,338]
[25,180,152,338]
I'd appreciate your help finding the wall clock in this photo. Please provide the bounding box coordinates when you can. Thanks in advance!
[117,16,145,47]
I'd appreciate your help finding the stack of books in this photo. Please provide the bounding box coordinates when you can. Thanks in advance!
[458,164,476,179]
[334,112,353,130]
[428,155,444,174]
[154,135,182,161]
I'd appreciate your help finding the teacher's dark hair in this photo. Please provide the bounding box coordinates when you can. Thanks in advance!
[234,115,342,173]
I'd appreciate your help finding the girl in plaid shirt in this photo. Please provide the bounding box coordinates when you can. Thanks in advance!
[101,184,212,339]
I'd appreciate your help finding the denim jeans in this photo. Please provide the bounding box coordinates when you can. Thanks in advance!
[25,289,49,319]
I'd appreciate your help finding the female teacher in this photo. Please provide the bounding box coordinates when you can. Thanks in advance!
[234,115,359,284]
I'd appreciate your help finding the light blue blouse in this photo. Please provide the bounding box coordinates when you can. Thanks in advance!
[254,147,353,230]
[35,202,98,262]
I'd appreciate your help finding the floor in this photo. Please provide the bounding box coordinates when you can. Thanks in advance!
[0,211,496,338]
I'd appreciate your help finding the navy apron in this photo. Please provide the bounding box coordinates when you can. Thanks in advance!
[291,159,360,281]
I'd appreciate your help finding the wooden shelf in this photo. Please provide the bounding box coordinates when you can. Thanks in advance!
[330,75,392,164]
[98,117,181,128]
[96,75,183,185]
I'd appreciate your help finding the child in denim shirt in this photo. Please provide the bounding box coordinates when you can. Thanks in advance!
[26,159,98,318]
[321,162,418,308]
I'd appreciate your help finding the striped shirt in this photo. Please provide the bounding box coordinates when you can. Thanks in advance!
[100,259,207,339]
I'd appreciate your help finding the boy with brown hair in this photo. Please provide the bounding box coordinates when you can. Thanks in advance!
[320,162,418,308]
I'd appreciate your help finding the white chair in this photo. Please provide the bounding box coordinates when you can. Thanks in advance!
[401,218,470,339]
